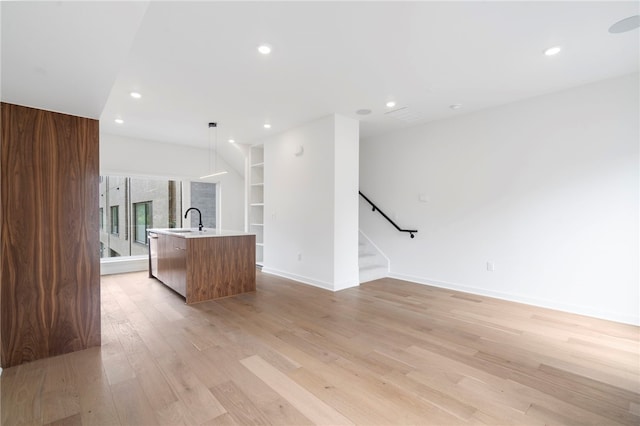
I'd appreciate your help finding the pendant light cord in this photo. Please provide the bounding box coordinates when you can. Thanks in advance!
[209,122,217,174]
[200,122,227,179]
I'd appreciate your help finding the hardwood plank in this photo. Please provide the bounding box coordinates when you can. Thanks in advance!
[209,381,272,425]
[241,354,353,425]
[41,356,81,424]
[382,370,476,422]
[65,348,119,426]
[331,356,465,425]
[154,400,200,426]
[156,351,227,423]
[113,321,147,355]
[1,363,46,425]
[77,379,120,426]
[163,333,230,388]
[101,352,135,387]
[202,347,313,425]
[201,412,239,426]
[126,350,179,411]
[44,412,82,426]
[508,368,640,425]
[287,366,396,425]
[1,270,638,425]
[110,378,159,425]
[122,310,173,357]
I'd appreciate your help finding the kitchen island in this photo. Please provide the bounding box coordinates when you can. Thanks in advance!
[148,228,256,304]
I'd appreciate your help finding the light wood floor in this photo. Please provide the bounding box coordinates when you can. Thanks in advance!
[1,271,639,425]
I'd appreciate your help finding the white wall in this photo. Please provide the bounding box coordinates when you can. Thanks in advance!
[100,133,245,232]
[263,114,360,290]
[333,115,360,290]
[360,73,639,325]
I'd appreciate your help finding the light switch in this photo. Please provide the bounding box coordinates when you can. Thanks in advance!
[419,194,430,203]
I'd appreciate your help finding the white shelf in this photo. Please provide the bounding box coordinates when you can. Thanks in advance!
[250,145,264,268]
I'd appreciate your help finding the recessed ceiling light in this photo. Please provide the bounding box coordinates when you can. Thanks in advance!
[114,118,124,124]
[544,46,562,56]
[449,104,462,110]
[263,123,271,129]
[258,44,272,55]
[356,109,372,115]
[386,101,396,108]
[609,15,640,34]
[130,92,142,99]
[228,139,235,144]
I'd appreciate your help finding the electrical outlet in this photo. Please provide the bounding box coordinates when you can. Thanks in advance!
[486,261,494,272]
[297,253,302,261]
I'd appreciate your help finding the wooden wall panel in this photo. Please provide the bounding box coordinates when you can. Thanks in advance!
[1,102,100,368]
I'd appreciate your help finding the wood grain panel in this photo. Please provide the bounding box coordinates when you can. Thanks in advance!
[187,235,256,303]
[186,235,255,304]
[1,102,100,368]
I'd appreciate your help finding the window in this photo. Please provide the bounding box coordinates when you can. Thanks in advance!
[110,206,119,235]
[99,207,104,230]
[189,181,217,228]
[99,175,184,258]
[134,201,152,245]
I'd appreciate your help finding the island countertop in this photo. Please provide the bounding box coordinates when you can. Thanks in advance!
[148,229,256,304]
[148,228,254,239]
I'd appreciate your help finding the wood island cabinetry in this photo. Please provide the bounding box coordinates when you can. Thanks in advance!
[157,234,187,297]
[152,230,255,304]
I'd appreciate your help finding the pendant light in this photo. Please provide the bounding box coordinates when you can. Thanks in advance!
[200,121,228,179]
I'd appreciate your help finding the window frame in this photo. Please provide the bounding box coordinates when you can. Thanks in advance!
[133,201,152,245]
[110,205,119,236]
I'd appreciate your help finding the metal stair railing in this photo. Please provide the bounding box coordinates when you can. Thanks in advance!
[359,191,417,239]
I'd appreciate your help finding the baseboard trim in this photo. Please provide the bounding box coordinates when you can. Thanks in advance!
[388,272,639,326]
[333,279,360,291]
[261,267,359,292]
[261,267,335,291]
[100,256,148,276]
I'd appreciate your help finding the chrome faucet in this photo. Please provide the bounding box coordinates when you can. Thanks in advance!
[184,207,203,231]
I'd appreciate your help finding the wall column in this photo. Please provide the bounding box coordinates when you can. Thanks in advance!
[263,114,359,291]
[1,102,100,368]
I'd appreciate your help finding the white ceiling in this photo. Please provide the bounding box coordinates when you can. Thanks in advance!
[2,1,639,175]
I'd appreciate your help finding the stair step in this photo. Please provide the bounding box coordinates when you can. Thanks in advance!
[358,252,376,258]
[359,264,388,284]
[359,264,387,272]
[358,230,389,283]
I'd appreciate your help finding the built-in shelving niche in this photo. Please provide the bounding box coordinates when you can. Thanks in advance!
[249,145,264,266]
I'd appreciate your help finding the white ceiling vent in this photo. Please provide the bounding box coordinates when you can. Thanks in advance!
[384,107,426,123]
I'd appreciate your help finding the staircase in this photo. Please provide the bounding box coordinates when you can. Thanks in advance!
[358,231,389,283]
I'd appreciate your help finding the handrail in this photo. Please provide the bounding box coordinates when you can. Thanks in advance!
[359,191,417,239]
